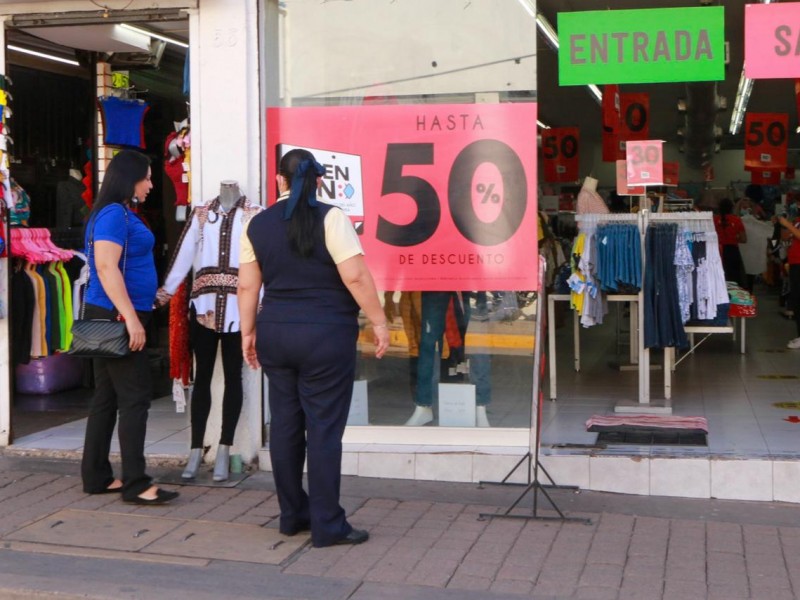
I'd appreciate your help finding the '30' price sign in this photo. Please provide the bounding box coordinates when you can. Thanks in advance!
[625,140,663,186]
[266,103,539,291]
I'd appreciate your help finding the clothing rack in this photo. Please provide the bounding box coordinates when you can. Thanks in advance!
[558,210,717,414]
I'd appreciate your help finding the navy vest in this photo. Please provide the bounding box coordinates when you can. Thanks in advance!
[248,202,359,325]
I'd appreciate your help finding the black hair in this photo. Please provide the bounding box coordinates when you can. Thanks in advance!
[90,150,151,217]
[718,197,733,227]
[744,184,763,203]
[279,148,319,258]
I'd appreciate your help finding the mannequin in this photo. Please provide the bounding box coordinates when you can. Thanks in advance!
[220,180,241,211]
[576,175,609,216]
[156,181,262,481]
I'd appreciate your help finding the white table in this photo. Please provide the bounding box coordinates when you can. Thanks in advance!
[663,318,746,400]
[547,293,639,401]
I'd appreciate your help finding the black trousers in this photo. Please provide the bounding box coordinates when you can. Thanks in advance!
[258,320,357,547]
[81,304,153,500]
[789,264,800,337]
[189,318,243,448]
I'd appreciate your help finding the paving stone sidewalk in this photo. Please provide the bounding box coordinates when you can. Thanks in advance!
[1,452,800,599]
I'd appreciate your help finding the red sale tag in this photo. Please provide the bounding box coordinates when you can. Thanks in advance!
[663,161,679,186]
[266,103,539,292]
[626,140,663,186]
[744,112,788,169]
[616,160,645,196]
[751,168,781,185]
[542,127,579,183]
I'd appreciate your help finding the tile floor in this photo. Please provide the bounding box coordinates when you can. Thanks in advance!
[10,284,800,464]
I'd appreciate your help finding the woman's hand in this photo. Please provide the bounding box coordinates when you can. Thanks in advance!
[778,216,791,229]
[372,323,390,359]
[125,316,147,352]
[154,288,172,309]
[242,332,259,369]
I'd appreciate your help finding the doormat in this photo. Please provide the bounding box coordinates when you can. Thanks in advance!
[587,414,708,446]
[596,430,708,446]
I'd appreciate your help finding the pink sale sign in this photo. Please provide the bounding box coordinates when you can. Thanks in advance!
[266,103,539,292]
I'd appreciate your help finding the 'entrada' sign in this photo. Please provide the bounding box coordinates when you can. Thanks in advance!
[558,7,725,85]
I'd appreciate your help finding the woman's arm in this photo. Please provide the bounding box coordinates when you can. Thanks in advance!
[337,254,390,358]
[94,240,146,351]
[778,216,800,240]
[237,260,262,369]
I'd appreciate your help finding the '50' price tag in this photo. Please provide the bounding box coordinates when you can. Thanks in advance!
[625,140,663,186]
[744,113,788,170]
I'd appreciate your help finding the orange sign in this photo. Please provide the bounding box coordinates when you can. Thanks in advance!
[663,161,679,186]
[616,159,645,195]
[542,127,579,183]
[744,112,789,169]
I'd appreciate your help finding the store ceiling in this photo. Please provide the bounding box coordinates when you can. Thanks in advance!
[535,0,796,158]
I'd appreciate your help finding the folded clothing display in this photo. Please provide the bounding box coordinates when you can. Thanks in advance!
[586,414,708,433]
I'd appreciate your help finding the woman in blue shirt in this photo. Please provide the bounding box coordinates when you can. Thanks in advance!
[80,150,179,506]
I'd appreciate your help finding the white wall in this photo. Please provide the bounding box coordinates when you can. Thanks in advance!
[189,0,263,462]
[282,0,536,101]
[0,19,8,447]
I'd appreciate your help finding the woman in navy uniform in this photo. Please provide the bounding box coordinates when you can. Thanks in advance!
[238,149,389,547]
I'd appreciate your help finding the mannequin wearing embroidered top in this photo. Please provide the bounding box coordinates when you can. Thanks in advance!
[156,181,262,482]
[220,180,241,212]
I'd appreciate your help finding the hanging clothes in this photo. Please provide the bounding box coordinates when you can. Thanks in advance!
[644,222,688,349]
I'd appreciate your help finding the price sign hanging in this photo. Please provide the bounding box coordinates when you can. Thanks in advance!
[616,159,645,196]
[744,112,788,169]
[751,168,781,185]
[663,161,679,186]
[625,140,663,186]
[601,92,649,162]
[542,127,580,183]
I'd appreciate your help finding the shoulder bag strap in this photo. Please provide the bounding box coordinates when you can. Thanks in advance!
[80,207,129,320]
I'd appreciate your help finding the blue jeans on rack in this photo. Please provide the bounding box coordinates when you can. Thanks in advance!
[415,292,491,407]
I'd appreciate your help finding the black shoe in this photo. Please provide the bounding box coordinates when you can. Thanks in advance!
[280,521,311,536]
[125,488,179,505]
[314,528,369,548]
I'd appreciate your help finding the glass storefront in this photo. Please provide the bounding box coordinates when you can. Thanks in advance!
[269,0,539,431]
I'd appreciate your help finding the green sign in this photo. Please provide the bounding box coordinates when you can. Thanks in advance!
[558,7,725,85]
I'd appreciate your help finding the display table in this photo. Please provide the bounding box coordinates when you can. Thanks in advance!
[547,293,639,401]
[663,297,757,400]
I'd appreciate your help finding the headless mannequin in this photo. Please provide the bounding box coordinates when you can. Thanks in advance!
[69,168,82,181]
[181,180,245,482]
[576,175,609,216]
[219,180,241,211]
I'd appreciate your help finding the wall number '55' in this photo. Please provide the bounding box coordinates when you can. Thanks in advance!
[376,141,528,247]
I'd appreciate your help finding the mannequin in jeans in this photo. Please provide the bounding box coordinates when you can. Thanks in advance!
[157,180,261,481]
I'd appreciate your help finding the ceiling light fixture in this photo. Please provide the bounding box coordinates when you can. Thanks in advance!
[120,23,188,48]
[730,0,773,135]
[517,0,535,18]
[7,44,80,66]
[537,119,550,129]
[729,67,753,135]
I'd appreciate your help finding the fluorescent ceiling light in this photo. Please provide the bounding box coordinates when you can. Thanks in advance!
[729,68,753,135]
[537,119,550,129]
[535,12,559,51]
[120,23,188,48]
[587,84,603,104]
[8,44,79,66]
[517,0,535,18]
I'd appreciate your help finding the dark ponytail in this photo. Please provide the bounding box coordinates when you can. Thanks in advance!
[279,149,322,257]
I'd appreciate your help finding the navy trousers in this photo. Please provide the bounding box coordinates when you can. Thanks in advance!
[257,320,357,547]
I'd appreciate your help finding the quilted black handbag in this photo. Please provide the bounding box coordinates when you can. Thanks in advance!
[68,209,130,359]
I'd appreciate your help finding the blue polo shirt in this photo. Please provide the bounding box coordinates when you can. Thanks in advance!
[85,203,157,312]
